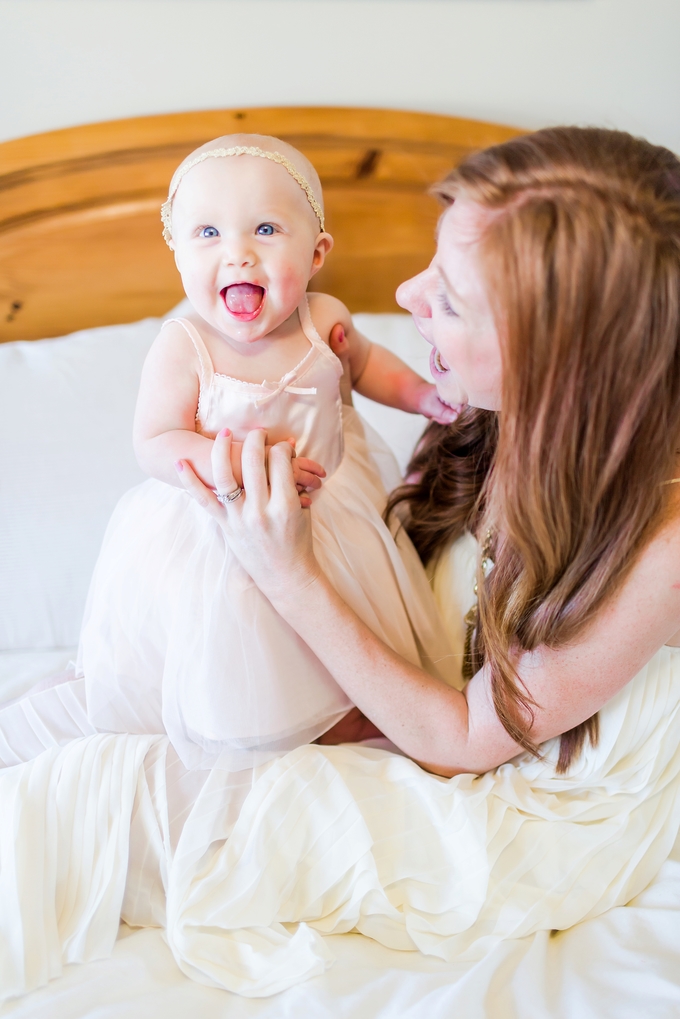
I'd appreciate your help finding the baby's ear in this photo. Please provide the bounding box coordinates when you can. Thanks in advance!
[310,232,334,276]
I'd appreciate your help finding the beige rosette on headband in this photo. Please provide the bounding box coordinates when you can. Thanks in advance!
[160,143,325,245]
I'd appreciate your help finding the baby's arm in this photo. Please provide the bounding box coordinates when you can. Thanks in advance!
[309,293,459,424]
[133,322,218,488]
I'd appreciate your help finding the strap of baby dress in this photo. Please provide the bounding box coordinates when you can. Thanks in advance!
[253,299,325,407]
[163,318,214,421]
[298,295,344,383]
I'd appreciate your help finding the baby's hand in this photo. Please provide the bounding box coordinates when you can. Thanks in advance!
[413,381,463,424]
[291,445,326,504]
[329,323,353,406]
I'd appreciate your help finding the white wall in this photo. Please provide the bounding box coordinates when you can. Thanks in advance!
[0,0,678,153]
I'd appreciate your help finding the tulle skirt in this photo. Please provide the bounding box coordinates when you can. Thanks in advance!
[77,409,456,770]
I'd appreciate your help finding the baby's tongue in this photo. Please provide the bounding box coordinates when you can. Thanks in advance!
[224,283,264,314]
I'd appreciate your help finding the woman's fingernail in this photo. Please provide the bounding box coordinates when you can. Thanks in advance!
[174,460,184,472]
[219,427,231,438]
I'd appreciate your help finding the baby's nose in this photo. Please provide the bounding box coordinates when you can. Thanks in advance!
[224,253,255,268]
[222,239,256,268]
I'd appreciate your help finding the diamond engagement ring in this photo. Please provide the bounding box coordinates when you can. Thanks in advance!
[216,486,243,506]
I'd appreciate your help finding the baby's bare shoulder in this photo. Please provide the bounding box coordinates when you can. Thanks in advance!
[307,292,352,342]
[146,318,202,372]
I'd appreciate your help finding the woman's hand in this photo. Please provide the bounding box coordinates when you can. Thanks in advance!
[227,436,325,496]
[175,427,322,605]
[329,322,353,406]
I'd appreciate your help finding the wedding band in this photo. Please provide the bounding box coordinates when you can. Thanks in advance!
[216,486,243,506]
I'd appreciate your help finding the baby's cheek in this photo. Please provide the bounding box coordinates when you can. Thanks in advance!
[275,265,310,303]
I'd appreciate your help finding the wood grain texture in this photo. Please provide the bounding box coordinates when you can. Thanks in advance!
[0,107,523,341]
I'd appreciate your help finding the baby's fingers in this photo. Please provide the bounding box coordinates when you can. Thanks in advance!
[292,456,326,492]
[329,323,349,358]
[329,324,353,407]
[433,402,463,424]
[295,456,326,478]
[293,468,323,492]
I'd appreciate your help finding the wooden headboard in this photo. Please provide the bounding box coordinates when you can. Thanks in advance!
[0,107,522,341]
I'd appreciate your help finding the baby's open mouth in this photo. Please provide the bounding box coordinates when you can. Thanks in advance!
[222,283,266,318]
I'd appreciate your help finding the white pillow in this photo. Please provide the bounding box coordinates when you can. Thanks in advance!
[0,309,429,651]
[0,316,163,650]
[351,314,430,475]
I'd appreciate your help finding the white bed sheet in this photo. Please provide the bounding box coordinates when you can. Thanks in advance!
[3,863,680,1019]
[2,650,680,1018]
[0,649,77,705]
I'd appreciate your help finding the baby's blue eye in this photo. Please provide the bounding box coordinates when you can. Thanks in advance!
[200,226,219,238]
[256,224,275,236]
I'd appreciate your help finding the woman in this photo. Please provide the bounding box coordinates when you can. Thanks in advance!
[163,126,680,977]
[179,126,680,777]
[3,126,680,999]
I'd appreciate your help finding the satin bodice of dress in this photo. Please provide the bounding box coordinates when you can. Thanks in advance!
[167,296,345,478]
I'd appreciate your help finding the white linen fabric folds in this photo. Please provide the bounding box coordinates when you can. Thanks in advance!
[2,640,680,1002]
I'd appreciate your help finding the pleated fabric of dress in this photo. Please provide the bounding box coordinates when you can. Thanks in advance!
[2,537,680,1001]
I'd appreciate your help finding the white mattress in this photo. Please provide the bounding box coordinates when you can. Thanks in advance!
[2,649,680,1018]
[0,648,77,705]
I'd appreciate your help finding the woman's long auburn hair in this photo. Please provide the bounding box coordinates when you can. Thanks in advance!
[387,127,680,772]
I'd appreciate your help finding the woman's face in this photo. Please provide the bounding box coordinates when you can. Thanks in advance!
[396,198,503,413]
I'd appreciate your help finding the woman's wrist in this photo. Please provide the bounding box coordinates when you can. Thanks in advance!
[266,558,325,618]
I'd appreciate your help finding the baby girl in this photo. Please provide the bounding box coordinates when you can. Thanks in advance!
[77,134,458,769]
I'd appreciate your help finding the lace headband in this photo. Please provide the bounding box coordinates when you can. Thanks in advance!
[160,146,325,244]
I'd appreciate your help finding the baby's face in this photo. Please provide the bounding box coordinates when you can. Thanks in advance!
[171,156,330,343]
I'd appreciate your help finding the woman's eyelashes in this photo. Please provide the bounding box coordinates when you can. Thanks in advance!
[437,290,458,317]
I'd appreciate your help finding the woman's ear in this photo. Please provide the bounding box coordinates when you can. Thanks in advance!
[309,232,334,277]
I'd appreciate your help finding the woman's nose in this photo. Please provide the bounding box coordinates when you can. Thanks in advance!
[396,267,434,318]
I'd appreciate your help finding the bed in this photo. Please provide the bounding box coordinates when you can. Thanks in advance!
[1,106,679,1018]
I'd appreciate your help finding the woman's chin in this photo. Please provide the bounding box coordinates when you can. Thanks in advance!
[435,382,468,414]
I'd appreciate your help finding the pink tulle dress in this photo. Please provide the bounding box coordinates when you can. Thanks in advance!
[76,298,455,770]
